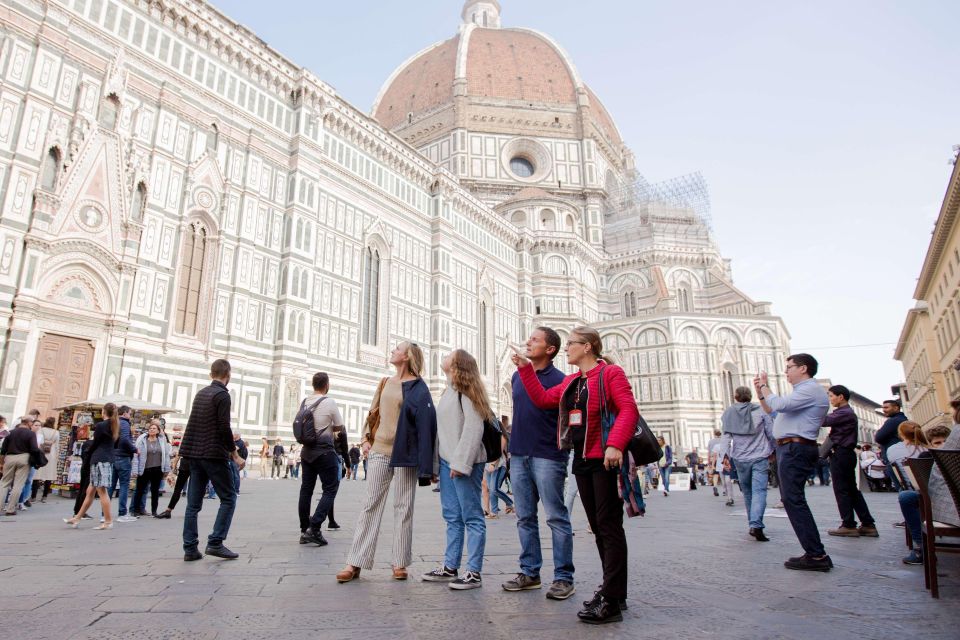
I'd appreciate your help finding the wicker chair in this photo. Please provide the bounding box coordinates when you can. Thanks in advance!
[907,456,960,598]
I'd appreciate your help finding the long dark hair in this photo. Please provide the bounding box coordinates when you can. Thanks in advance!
[103,402,120,442]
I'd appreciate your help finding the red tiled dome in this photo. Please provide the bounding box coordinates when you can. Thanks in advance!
[372,25,622,147]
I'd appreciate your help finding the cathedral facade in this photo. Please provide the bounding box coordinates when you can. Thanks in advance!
[0,0,791,451]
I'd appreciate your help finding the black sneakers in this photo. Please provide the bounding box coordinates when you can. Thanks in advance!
[299,528,328,546]
[183,549,203,562]
[449,571,482,590]
[204,544,239,559]
[422,566,458,582]
[578,595,623,625]
[749,528,770,542]
[784,553,832,572]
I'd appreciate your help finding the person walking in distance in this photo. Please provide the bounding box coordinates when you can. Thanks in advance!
[34,417,59,503]
[684,448,700,490]
[720,387,776,541]
[337,342,437,583]
[108,406,138,523]
[658,437,672,496]
[500,327,576,601]
[349,444,361,481]
[324,427,349,530]
[512,326,639,625]
[272,438,285,479]
[179,359,246,561]
[422,350,489,590]
[154,445,189,519]
[258,437,270,479]
[755,353,832,571]
[232,432,248,492]
[1,417,42,516]
[822,385,878,539]
[63,405,120,529]
[297,372,345,547]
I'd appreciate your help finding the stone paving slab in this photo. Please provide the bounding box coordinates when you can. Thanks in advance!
[0,477,957,639]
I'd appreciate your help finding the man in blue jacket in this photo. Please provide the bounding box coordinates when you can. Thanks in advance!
[501,327,576,601]
[109,405,138,523]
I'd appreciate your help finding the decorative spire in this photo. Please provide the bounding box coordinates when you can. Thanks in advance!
[461,0,501,28]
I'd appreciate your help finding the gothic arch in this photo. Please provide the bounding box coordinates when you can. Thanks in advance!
[38,261,115,316]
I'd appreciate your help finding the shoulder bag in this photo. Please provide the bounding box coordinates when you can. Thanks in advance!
[598,367,663,466]
[364,377,390,445]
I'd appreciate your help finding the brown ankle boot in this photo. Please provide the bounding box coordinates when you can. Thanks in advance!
[336,566,361,583]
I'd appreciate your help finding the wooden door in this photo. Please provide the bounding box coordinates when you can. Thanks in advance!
[26,334,95,420]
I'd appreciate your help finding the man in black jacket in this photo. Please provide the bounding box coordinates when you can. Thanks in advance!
[180,359,245,561]
[0,417,41,515]
[873,399,907,490]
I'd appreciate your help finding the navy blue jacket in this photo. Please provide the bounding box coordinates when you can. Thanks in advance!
[874,412,907,456]
[389,378,437,479]
[509,364,567,462]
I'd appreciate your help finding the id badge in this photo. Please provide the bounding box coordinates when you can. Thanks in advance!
[569,409,583,426]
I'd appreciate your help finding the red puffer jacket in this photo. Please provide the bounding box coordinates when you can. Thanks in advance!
[518,360,638,459]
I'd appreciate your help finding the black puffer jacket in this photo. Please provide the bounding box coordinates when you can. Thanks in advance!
[179,381,236,460]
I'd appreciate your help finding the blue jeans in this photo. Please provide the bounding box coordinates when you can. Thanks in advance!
[511,455,575,583]
[108,457,133,516]
[899,490,922,548]
[660,465,672,492]
[182,458,237,552]
[777,442,825,556]
[230,460,241,493]
[734,457,769,530]
[486,466,512,513]
[19,466,37,504]
[351,462,359,479]
[439,458,486,573]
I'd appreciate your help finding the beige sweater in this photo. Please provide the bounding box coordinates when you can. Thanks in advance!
[372,378,403,457]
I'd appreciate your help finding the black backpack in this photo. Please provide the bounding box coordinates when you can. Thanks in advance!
[293,397,327,446]
[458,393,503,464]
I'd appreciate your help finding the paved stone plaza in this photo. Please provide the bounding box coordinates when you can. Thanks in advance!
[0,477,956,639]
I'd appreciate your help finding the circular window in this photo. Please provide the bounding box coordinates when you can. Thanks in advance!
[501,138,552,183]
[510,156,535,178]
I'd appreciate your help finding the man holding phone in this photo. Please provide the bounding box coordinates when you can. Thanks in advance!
[755,353,831,572]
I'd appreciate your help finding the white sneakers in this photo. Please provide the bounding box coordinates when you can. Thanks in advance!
[117,514,138,523]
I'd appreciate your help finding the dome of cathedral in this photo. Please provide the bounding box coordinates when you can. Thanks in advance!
[372,1,623,151]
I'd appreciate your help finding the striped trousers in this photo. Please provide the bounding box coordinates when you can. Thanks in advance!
[346,453,417,570]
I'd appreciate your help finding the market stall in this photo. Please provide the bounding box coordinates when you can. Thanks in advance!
[53,394,178,498]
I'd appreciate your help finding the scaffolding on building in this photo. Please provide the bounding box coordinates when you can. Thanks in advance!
[609,171,712,230]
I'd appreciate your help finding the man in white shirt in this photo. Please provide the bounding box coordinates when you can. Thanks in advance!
[298,372,345,547]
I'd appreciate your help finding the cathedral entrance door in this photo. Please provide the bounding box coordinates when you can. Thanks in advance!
[26,334,95,420]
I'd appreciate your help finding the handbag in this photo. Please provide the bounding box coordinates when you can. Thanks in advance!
[29,449,48,469]
[598,368,663,466]
[363,377,390,444]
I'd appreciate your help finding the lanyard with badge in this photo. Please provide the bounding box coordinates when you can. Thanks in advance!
[568,377,587,427]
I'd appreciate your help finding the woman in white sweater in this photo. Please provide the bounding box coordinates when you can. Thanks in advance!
[422,349,490,590]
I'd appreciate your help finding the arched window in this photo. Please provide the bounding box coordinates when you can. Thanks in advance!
[131,181,147,221]
[99,94,120,130]
[297,314,306,343]
[175,221,208,336]
[303,223,312,252]
[623,291,638,318]
[300,271,308,298]
[295,219,303,249]
[40,147,60,190]
[677,286,691,313]
[362,247,381,345]
[207,123,218,152]
[288,313,297,341]
[280,265,288,295]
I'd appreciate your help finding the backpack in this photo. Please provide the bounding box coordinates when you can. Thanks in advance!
[458,393,503,464]
[293,397,327,446]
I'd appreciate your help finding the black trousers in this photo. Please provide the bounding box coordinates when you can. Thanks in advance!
[167,459,191,511]
[298,452,340,532]
[829,447,874,528]
[134,467,164,515]
[777,443,825,556]
[576,468,628,600]
[73,461,91,515]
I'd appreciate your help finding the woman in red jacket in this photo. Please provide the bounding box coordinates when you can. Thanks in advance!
[511,325,639,625]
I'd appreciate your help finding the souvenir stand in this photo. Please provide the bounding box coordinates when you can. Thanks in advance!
[53,394,177,498]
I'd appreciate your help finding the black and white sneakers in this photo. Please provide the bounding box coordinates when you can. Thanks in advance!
[449,571,482,590]
[421,566,458,582]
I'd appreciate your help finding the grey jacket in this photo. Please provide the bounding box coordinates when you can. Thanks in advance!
[434,386,486,476]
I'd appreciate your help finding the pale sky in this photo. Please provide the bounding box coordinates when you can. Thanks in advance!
[212,0,959,402]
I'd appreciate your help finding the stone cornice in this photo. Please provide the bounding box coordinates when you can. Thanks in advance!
[915,156,960,300]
